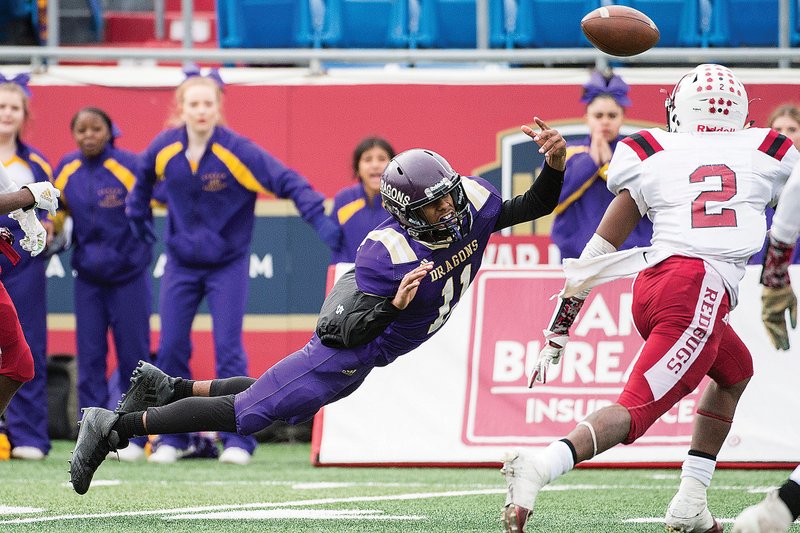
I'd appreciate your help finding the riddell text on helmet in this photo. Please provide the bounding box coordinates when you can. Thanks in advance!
[380,181,410,206]
[696,125,737,132]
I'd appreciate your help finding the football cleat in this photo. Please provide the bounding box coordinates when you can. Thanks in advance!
[500,450,550,533]
[70,408,122,495]
[732,490,794,533]
[665,477,722,533]
[115,360,178,414]
[501,503,531,533]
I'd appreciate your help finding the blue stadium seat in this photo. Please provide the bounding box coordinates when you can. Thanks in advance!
[707,0,779,47]
[613,0,705,47]
[320,0,408,48]
[216,0,319,48]
[490,0,517,48]
[513,0,599,48]
[793,0,800,46]
[415,0,479,48]
[411,0,519,49]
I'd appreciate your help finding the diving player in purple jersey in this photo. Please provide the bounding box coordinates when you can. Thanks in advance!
[69,118,567,495]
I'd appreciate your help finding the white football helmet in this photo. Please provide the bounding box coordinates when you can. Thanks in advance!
[665,64,748,133]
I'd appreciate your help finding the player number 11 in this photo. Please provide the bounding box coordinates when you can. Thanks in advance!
[428,265,472,334]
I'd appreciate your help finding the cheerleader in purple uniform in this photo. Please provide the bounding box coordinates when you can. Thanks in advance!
[126,68,339,466]
[326,137,394,264]
[0,73,52,461]
[550,71,653,260]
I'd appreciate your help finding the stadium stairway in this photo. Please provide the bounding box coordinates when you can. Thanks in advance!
[102,0,217,48]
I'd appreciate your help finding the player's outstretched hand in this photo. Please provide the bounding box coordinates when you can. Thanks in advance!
[530,330,568,387]
[392,260,434,310]
[522,117,567,171]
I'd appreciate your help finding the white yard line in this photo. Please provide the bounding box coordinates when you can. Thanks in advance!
[0,483,785,524]
[167,509,426,520]
[0,488,504,524]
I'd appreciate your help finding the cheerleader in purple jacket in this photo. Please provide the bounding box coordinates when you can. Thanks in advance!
[53,107,152,461]
[125,68,339,465]
[549,71,653,260]
[0,73,52,460]
[327,137,394,264]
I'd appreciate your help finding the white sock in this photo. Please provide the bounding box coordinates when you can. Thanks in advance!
[542,440,575,483]
[681,454,716,488]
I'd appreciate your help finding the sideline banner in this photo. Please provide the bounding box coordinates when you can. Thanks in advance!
[312,265,800,466]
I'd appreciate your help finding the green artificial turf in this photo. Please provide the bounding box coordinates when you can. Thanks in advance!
[0,440,796,532]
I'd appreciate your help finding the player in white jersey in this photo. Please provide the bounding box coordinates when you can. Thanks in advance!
[500,64,800,533]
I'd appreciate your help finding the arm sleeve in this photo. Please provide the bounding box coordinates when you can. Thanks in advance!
[493,162,564,231]
[316,269,401,348]
[249,144,326,222]
[247,142,340,240]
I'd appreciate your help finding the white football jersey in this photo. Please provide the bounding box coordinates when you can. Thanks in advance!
[607,127,798,297]
[771,158,800,245]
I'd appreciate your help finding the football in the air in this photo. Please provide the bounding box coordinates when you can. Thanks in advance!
[580,5,660,57]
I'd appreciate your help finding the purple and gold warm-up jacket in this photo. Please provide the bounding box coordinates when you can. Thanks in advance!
[53,145,151,283]
[128,125,332,267]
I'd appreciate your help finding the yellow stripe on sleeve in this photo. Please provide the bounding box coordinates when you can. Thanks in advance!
[364,228,418,264]
[29,153,53,180]
[104,158,137,191]
[54,159,81,192]
[337,198,365,225]
[211,143,269,195]
[155,142,184,180]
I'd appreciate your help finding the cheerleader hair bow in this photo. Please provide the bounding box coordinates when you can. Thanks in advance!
[0,73,32,97]
[181,64,225,91]
[580,71,630,108]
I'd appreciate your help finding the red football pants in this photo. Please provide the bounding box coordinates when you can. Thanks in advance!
[0,281,33,383]
[618,256,753,443]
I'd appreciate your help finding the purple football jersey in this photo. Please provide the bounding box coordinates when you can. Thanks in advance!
[355,176,501,364]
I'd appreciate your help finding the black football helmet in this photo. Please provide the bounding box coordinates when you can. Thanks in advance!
[380,149,472,245]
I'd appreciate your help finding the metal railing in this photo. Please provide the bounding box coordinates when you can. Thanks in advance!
[3,45,800,72]
[14,0,800,72]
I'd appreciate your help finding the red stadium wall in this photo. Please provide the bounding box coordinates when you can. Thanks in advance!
[25,81,798,198]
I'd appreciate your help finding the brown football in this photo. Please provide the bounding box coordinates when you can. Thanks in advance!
[580,5,660,57]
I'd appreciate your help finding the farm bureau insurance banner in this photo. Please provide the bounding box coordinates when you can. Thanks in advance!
[312,265,800,467]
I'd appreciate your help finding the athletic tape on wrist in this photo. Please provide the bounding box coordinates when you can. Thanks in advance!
[761,235,794,288]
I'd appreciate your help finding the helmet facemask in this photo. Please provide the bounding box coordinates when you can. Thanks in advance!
[381,148,473,246]
[404,177,472,245]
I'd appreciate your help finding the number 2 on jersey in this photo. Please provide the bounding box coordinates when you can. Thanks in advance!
[690,164,738,228]
[428,265,472,334]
